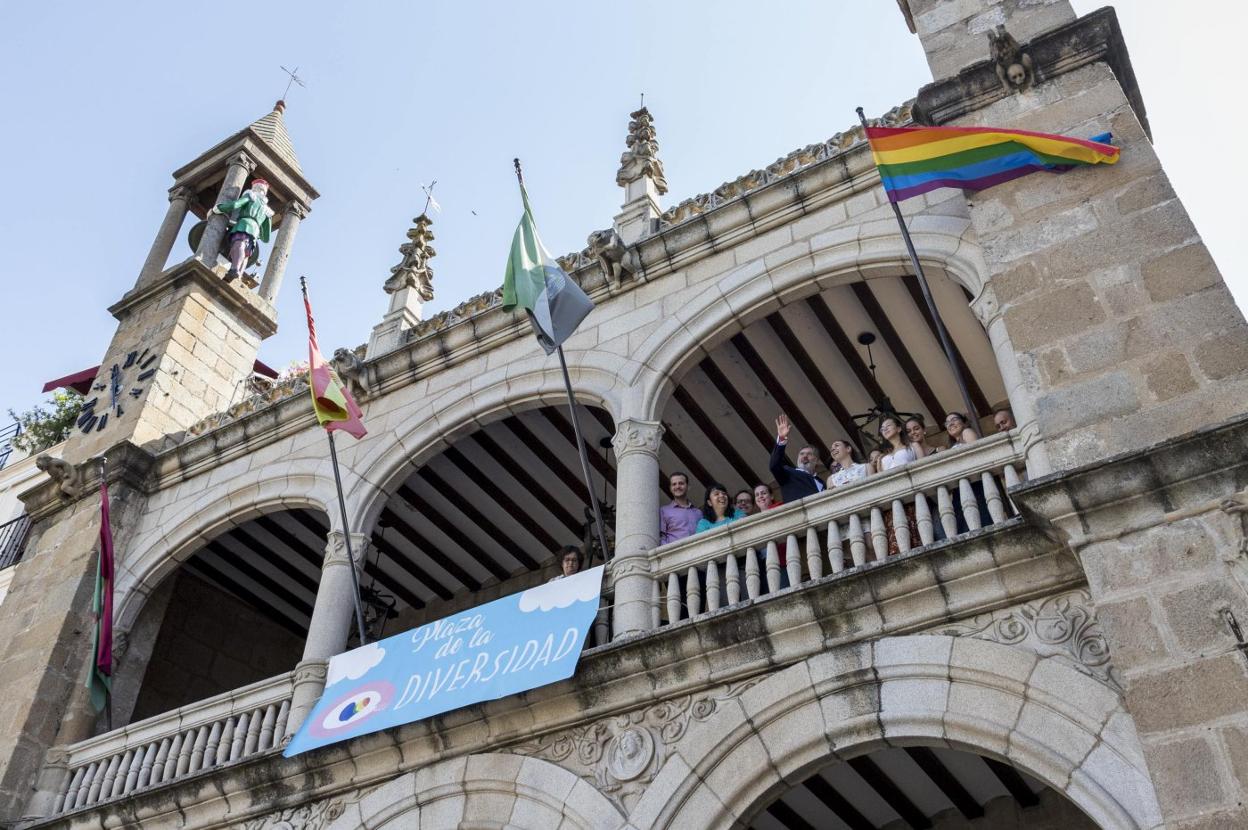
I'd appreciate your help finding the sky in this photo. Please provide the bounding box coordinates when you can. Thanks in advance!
[0,1,1243,418]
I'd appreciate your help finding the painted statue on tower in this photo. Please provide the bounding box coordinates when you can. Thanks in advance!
[210,177,273,282]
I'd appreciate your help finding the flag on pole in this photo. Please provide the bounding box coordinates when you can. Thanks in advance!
[87,473,114,713]
[864,124,1119,203]
[303,284,367,439]
[502,181,594,355]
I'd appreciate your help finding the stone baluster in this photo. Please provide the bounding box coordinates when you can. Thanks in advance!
[937,486,958,538]
[203,722,222,769]
[151,738,171,785]
[915,493,935,545]
[76,762,99,809]
[228,713,248,762]
[725,554,741,604]
[122,748,142,794]
[244,711,263,755]
[666,573,681,623]
[593,598,610,646]
[175,730,194,777]
[286,530,368,740]
[806,527,823,581]
[959,478,982,531]
[685,567,702,618]
[96,754,120,801]
[869,508,888,561]
[649,580,661,629]
[274,700,291,744]
[786,533,802,587]
[765,541,782,593]
[982,472,1006,523]
[213,718,233,769]
[706,560,721,611]
[188,726,209,773]
[611,420,665,636]
[827,521,844,574]
[136,185,194,288]
[745,548,761,599]
[60,764,86,813]
[847,514,867,568]
[259,704,278,750]
[195,151,256,266]
[163,733,183,781]
[1003,463,1022,514]
[892,499,912,553]
[259,200,308,302]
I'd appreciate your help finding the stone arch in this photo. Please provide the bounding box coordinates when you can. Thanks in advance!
[624,223,990,422]
[346,361,624,539]
[327,753,628,830]
[632,634,1161,830]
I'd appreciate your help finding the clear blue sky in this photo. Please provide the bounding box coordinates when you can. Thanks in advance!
[1,1,1243,417]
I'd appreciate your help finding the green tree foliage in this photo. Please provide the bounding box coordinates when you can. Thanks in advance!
[8,390,83,455]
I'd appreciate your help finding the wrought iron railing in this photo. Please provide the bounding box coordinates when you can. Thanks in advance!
[0,514,31,571]
[0,421,20,470]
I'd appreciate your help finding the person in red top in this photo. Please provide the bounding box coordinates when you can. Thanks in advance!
[751,484,791,588]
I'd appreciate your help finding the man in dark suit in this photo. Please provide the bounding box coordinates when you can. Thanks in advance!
[769,413,825,503]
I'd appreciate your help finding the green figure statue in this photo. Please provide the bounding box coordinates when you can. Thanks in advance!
[210,177,273,282]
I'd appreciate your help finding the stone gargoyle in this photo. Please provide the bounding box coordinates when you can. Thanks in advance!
[587,229,641,286]
[331,348,369,401]
[36,455,83,500]
[988,25,1035,93]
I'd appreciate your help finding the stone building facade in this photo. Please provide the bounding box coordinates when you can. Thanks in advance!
[1,2,1246,828]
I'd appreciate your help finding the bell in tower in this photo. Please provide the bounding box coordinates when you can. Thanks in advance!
[63,100,318,463]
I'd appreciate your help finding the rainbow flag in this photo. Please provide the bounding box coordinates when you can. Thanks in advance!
[865,125,1120,203]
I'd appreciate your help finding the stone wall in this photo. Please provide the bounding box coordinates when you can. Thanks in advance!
[128,571,304,723]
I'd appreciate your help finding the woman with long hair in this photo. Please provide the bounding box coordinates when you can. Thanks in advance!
[827,439,869,488]
[695,482,744,533]
[876,416,924,555]
[944,411,980,448]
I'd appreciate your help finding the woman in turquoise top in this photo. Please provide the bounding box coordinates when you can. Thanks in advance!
[695,482,746,532]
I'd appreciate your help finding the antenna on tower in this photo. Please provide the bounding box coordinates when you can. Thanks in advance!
[279,65,306,101]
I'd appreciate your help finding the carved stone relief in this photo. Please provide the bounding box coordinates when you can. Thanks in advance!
[926,589,1123,693]
[238,798,344,830]
[508,678,762,811]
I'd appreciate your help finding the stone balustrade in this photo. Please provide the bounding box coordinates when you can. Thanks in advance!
[646,432,1025,627]
[53,670,293,815]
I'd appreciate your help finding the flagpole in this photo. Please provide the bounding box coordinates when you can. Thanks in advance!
[301,275,370,646]
[99,455,112,733]
[856,107,980,426]
[513,158,612,566]
[326,429,370,646]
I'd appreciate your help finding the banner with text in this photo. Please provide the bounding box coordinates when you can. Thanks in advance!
[283,566,603,757]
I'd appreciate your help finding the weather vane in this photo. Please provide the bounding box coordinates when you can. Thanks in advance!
[420,181,441,215]
[280,65,306,100]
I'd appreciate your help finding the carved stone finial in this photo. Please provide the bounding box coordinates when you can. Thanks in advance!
[988,25,1035,94]
[385,213,435,302]
[616,107,668,195]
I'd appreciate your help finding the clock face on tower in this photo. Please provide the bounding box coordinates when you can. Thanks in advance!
[77,347,158,434]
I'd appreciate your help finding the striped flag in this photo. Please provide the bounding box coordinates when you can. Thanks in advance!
[87,474,114,713]
[502,181,593,355]
[303,285,367,439]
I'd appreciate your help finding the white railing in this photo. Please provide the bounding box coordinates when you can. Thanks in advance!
[650,432,1025,626]
[55,670,294,814]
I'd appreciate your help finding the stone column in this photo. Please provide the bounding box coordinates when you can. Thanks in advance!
[285,530,368,738]
[195,151,255,267]
[258,200,308,303]
[136,185,193,288]
[972,283,1050,477]
[610,419,664,637]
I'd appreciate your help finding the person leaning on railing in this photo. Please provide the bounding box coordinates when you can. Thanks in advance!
[905,415,943,457]
[695,482,746,533]
[826,439,869,488]
[878,415,925,556]
[659,471,703,545]
[770,413,825,503]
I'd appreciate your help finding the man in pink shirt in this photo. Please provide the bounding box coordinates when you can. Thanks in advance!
[659,472,702,545]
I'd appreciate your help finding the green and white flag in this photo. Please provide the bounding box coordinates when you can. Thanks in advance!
[503,183,594,354]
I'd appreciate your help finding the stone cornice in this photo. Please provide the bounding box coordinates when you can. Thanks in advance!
[1011,411,1248,550]
[912,7,1149,138]
[20,441,155,521]
[31,520,1078,828]
[109,258,277,339]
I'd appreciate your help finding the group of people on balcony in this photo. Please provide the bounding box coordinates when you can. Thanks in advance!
[659,407,1016,546]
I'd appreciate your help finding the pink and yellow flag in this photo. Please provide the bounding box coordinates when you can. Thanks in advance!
[304,288,367,439]
[87,473,114,713]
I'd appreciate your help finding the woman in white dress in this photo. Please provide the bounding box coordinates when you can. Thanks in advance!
[827,440,869,488]
[877,416,926,554]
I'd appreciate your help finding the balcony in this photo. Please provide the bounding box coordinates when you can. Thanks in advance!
[0,514,31,571]
[54,671,293,814]
[645,432,1025,626]
[0,421,19,471]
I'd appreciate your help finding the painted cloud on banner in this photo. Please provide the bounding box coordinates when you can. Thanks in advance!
[327,642,386,686]
[518,570,601,613]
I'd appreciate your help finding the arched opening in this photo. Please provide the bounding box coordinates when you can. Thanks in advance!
[748,746,1096,829]
[365,402,618,635]
[655,268,1006,494]
[118,506,331,724]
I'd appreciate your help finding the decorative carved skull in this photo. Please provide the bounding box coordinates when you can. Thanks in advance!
[1007,63,1028,87]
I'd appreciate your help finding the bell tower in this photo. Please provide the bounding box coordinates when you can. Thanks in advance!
[64,101,318,463]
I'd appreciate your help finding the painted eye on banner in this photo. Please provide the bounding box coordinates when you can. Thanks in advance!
[310,681,395,738]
